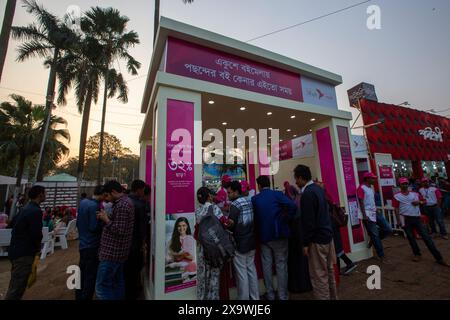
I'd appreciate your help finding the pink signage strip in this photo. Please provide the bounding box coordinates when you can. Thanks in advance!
[272,140,293,161]
[316,128,340,205]
[166,99,195,214]
[145,145,152,185]
[316,127,351,253]
[165,280,196,293]
[337,126,364,246]
[166,37,303,102]
[248,152,256,192]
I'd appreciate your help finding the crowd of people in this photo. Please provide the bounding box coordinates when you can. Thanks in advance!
[194,167,450,301]
[3,180,151,301]
[1,166,449,301]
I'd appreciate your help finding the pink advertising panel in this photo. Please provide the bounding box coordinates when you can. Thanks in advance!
[248,152,257,192]
[166,37,303,102]
[316,128,340,204]
[316,127,351,253]
[165,99,195,214]
[337,126,364,244]
[272,140,293,161]
[145,145,152,185]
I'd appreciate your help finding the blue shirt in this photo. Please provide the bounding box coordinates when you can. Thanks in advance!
[77,198,103,250]
[252,188,297,244]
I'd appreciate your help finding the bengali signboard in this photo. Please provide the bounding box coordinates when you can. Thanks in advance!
[337,126,364,243]
[347,82,378,107]
[378,165,395,187]
[166,99,195,214]
[166,37,303,102]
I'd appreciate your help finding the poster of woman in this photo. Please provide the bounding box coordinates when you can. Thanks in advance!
[165,213,197,292]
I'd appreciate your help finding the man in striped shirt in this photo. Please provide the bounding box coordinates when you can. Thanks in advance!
[95,180,135,300]
[393,177,448,266]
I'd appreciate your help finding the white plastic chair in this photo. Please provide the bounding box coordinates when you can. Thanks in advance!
[0,229,12,257]
[54,219,77,250]
[40,227,55,260]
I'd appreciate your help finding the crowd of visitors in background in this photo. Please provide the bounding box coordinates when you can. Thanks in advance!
[2,179,151,301]
[194,168,450,301]
[1,168,449,301]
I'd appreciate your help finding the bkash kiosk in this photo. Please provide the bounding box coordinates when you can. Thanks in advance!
[139,17,371,299]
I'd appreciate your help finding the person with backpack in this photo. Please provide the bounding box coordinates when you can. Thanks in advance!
[226,181,259,300]
[195,187,233,300]
[252,175,297,300]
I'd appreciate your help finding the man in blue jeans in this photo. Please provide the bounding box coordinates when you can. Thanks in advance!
[252,175,297,300]
[75,185,104,300]
[96,181,135,300]
[357,172,392,263]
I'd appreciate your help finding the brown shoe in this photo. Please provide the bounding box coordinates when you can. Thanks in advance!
[437,260,450,267]
[441,235,449,240]
[412,255,421,262]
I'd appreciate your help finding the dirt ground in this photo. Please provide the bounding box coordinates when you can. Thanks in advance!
[1,218,450,300]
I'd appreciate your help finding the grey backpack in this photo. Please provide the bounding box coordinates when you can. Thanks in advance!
[198,205,235,268]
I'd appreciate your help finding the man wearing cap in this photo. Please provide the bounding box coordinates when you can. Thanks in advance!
[357,172,392,263]
[214,175,232,212]
[419,177,447,240]
[240,181,255,201]
[394,177,449,266]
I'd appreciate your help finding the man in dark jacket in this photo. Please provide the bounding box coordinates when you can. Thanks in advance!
[227,181,259,300]
[124,179,147,300]
[5,185,46,300]
[294,165,337,300]
[75,185,105,300]
[252,175,297,301]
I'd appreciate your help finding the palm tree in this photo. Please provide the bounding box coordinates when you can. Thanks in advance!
[56,35,104,185]
[0,94,69,217]
[35,113,70,181]
[153,0,194,43]
[0,0,17,82]
[81,7,141,184]
[11,0,78,183]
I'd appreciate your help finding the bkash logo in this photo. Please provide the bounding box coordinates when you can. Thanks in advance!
[316,89,325,99]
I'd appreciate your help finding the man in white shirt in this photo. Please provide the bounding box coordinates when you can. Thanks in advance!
[419,177,447,239]
[357,172,391,263]
[393,177,449,266]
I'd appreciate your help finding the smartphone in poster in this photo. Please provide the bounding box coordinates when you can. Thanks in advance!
[165,213,197,293]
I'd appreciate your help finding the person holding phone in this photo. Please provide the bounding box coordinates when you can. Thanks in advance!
[393,177,449,266]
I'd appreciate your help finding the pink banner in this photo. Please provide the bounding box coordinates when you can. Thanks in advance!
[248,152,256,192]
[166,37,303,102]
[316,128,340,205]
[145,145,152,185]
[316,127,351,253]
[272,140,293,161]
[166,99,195,214]
[337,126,364,245]
[258,150,271,176]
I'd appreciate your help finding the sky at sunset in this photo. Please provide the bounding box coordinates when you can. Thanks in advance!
[1,0,449,160]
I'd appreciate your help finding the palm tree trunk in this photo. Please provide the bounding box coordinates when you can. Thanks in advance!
[153,0,160,44]
[33,48,59,183]
[10,152,26,220]
[97,70,109,184]
[77,86,94,179]
[76,85,93,208]
[0,0,17,83]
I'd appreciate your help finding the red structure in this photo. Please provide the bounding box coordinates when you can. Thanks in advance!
[359,99,450,178]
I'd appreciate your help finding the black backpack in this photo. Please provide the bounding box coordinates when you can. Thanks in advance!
[198,205,235,268]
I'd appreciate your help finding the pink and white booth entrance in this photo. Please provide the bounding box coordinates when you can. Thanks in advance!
[139,17,371,300]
